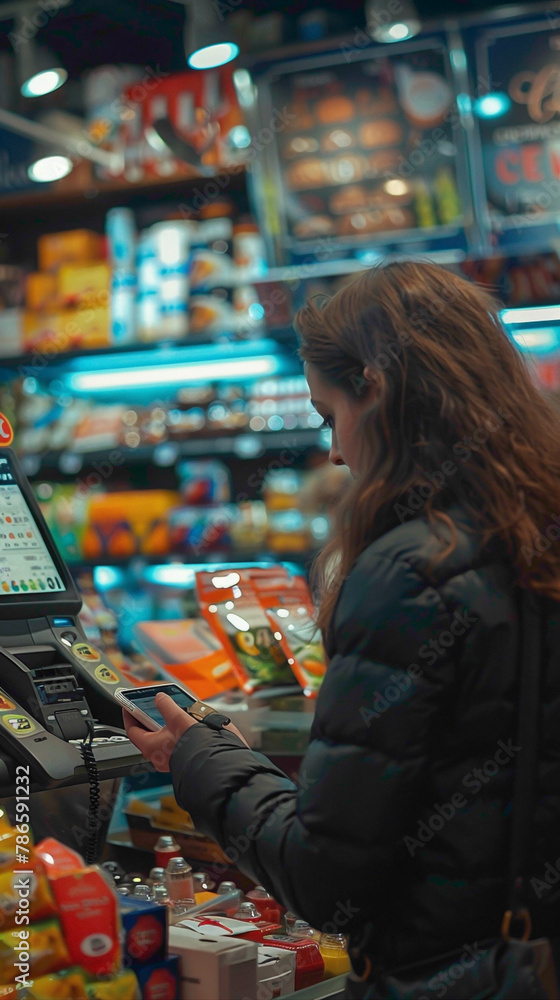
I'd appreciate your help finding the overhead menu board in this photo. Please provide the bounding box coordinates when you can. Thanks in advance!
[475,15,560,243]
[256,38,467,261]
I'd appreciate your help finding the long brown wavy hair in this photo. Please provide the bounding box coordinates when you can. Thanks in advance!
[296,260,560,634]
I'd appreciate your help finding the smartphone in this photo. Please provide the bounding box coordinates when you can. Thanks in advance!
[115,682,198,732]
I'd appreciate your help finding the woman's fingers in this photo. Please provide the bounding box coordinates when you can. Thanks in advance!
[154,692,196,739]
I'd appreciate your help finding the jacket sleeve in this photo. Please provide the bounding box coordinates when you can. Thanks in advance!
[170,551,456,932]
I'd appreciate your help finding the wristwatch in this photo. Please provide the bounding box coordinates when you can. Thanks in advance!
[187,700,231,731]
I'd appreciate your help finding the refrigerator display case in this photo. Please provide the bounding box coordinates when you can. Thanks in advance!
[247,32,474,266]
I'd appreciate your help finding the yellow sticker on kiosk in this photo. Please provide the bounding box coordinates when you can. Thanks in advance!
[2,714,36,736]
[94,663,119,684]
[71,642,101,663]
[0,413,13,448]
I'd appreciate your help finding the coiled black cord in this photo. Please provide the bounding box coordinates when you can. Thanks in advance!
[79,720,101,865]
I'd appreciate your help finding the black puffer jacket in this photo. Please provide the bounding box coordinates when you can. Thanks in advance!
[170,505,560,972]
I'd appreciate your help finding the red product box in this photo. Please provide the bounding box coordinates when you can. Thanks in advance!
[120,897,167,967]
[263,934,325,990]
[134,955,180,1000]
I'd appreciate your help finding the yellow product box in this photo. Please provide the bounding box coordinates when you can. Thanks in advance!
[58,263,110,309]
[61,306,111,349]
[0,918,71,984]
[22,311,59,353]
[25,273,58,312]
[15,966,87,999]
[23,308,111,354]
[85,969,140,1000]
[38,230,103,273]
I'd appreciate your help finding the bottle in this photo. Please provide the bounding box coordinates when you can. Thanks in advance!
[233,218,267,280]
[117,886,131,897]
[193,872,214,893]
[232,901,260,921]
[164,857,194,902]
[246,885,282,923]
[133,884,153,901]
[149,867,165,885]
[291,919,315,940]
[152,883,169,903]
[319,933,351,979]
[168,898,196,926]
[284,911,297,935]
[154,835,182,869]
[216,880,242,916]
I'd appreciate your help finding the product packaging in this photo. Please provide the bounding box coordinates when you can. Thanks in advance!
[173,914,282,942]
[25,273,58,311]
[34,838,121,978]
[262,935,324,990]
[38,230,103,273]
[85,968,140,1000]
[133,619,236,701]
[0,854,56,928]
[168,925,258,1000]
[82,491,179,559]
[260,594,326,698]
[0,918,71,983]
[196,568,296,692]
[134,956,180,1000]
[58,263,110,309]
[12,966,87,999]
[177,459,231,505]
[119,897,166,968]
[257,945,296,997]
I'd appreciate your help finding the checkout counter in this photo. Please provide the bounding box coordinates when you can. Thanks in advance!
[0,447,144,800]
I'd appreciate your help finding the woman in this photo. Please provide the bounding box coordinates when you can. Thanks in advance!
[124,261,560,994]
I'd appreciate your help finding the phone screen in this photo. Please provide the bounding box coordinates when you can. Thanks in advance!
[124,685,197,729]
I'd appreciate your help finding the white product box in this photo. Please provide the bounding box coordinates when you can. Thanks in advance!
[169,924,258,1000]
[257,946,296,999]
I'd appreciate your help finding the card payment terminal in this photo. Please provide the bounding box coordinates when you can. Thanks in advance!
[0,448,144,795]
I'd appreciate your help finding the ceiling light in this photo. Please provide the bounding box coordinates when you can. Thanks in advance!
[15,30,68,98]
[22,67,67,98]
[188,41,238,70]
[27,154,73,183]
[365,0,420,43]
[183,0,239,71]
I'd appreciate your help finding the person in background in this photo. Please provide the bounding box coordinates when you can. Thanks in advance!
[124,261,560,995]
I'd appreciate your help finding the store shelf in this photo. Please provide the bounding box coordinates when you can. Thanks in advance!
[0,328,299,371]
[0,169,246,216]
[20,427,329,477]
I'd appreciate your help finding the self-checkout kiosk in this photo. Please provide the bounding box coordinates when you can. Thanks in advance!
[0,439,144,799]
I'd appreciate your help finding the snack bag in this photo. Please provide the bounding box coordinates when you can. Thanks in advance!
[0,918,70,983]
[35,839,121,978]
[263,601,326,697]
[0,854,56,928]
[196,568,296,692]
[256,576,326,697]
[19,966,88,999]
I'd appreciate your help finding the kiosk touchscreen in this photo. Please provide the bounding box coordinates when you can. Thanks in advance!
[0,449,143,793]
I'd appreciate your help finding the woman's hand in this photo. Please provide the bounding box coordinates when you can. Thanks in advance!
[122,692,250,772]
